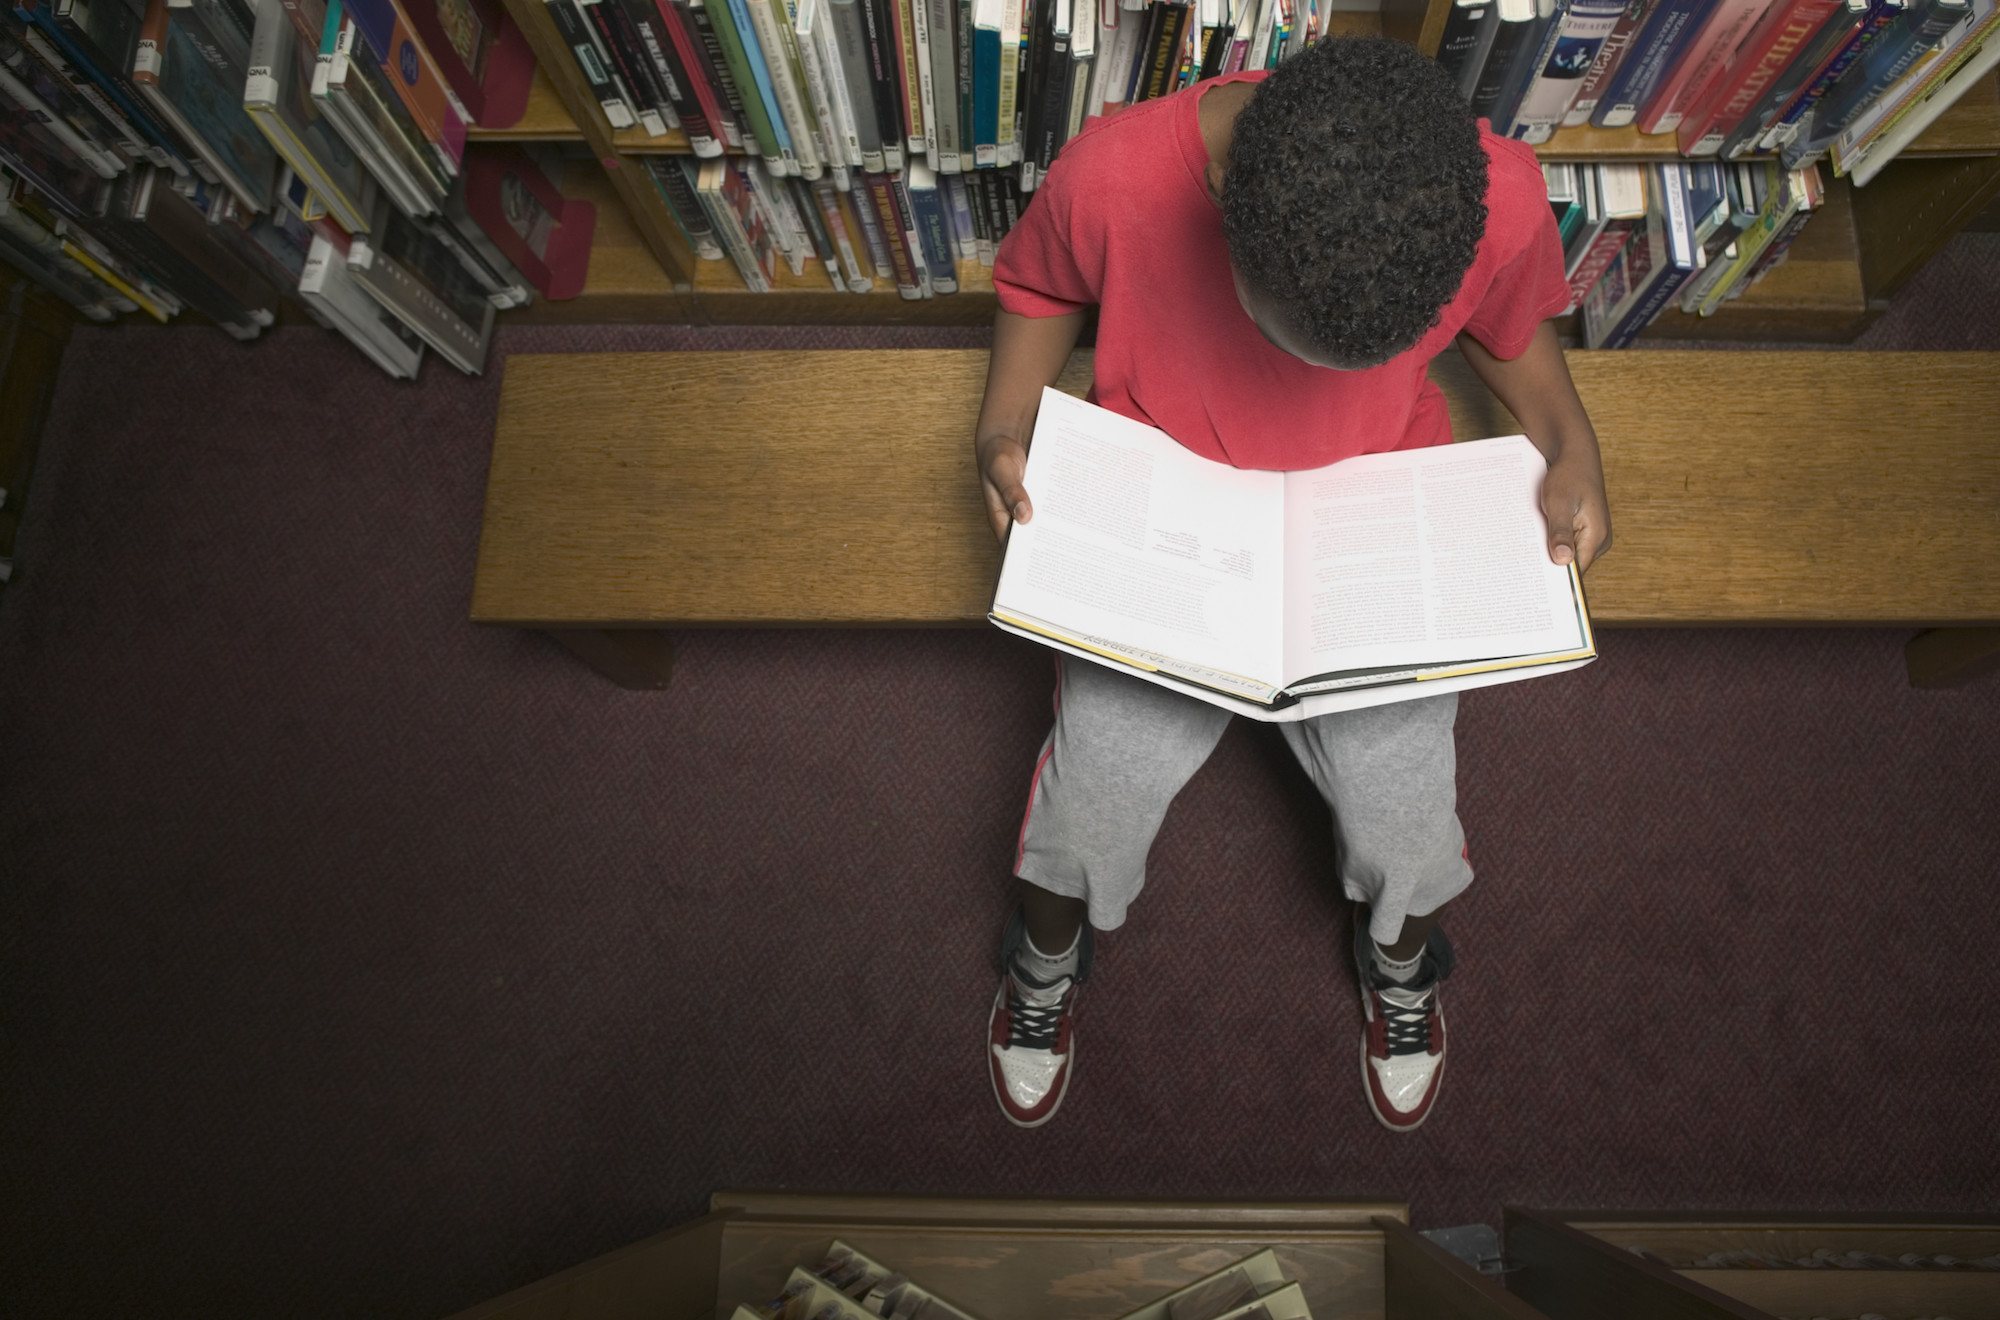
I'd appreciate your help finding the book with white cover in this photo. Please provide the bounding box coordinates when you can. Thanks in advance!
[990,390,1596,722]
[1115,1248,1291,1320]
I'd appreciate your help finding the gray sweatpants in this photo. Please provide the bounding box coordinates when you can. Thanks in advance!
[1014,656,1473,946]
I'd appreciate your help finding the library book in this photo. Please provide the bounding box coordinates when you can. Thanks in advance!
[989,388,1597,722]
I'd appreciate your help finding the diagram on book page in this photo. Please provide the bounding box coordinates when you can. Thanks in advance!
[994,391,1287,693]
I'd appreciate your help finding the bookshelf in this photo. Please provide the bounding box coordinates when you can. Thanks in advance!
[474,0,2000,334]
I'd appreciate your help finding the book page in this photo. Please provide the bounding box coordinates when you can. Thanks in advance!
[1279,435,1585,682]
[993,389,1287,695]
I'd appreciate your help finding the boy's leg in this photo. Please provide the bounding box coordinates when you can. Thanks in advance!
[1281,692,1470,1132]
[990,656,1233,1127]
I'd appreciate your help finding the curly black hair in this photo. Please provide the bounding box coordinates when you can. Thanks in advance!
[1222,36,1489,368]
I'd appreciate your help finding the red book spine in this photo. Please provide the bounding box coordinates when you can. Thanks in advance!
[862,170,920,296]
[1634,0,1765,134]
[1567,219,1636,310]
[656,0,740,146]
[1675,0,1845,153]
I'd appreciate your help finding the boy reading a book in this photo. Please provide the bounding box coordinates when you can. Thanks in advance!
[976,36,1612,1131]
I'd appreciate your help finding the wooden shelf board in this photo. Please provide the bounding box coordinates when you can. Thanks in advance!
[1537,71,2000,161]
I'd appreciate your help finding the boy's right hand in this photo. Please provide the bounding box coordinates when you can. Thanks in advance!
[978,434,1034,543]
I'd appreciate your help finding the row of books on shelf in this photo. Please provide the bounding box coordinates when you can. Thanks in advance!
[0,0,582,374]
[1447,0,2000,182]
[1548,153,1823,345]
[642,145,1016,291]
[735,1243,1313,1320]
[547,0,1328,193]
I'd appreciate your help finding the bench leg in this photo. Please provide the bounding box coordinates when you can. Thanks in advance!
[1906,627,2000,689]
[545,629,677,690]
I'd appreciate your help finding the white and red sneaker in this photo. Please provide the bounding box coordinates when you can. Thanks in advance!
[1354,921,1455,1132]
[988,910,1092,1128]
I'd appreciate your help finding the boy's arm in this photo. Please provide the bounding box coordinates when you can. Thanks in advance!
[1454,320,1614,572]
[975,307,1090,543]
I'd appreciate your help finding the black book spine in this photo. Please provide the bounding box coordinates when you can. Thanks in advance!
[1197,19,1234,78]
[620,0,713,141]
[856,0,905,160]
[1468,10,1530,117]
[647,155,715,239]
[545,0,635,125]
[587,0,671,122]
[1031,25,1068,173]
[1434,0,1489,88]
[676,0,755,142]
[1124,2,1163,101]
[1019,0,1051,173]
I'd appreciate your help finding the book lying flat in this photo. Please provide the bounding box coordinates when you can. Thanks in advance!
[989,389,1597,723]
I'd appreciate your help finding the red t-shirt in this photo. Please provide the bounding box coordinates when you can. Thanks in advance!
[993,70,1572,471]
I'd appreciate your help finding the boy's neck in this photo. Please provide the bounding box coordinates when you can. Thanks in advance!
[1198,80,1259,203]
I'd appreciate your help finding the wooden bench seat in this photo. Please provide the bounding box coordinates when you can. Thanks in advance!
[471,349,2000,687]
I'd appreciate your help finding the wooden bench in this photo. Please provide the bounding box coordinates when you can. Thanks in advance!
[471,350,2000,689]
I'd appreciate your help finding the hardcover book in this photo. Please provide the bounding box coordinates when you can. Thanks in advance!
[131,0,278,210]
[243,0,371,230]
[991,388,1596,721]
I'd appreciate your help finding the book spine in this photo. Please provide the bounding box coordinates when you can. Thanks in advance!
[16,2,194,172]
[1435,0,1491,88]
[904,0,932,152]
[829,0,887,166]
[1810,0,1969,137]
[1758,0,1900,146]
[1712,0,1862,155]
[1564,0,1650,123]
[892,0,923,150]
[844,167,895,274]
[590,0,674,134]
[809,172,870,285]
[1491,0,1561,133]
[808,2,864,166]
[1843,11,2000,180]
[958,0,977,137]
[995,0,1020,154]
[711,0,794,170]
[905,163,955,289]
[861,168,920,294]
[678,0,758,150]
[545,0,638,126]
[343,0,467,169]
[926,0,958,166]
[972,0,1000,159]
[1588,0,1719,125]
[782,172,841,282]
[942,167,975,253]
[1634,0,1767,133]
[1566,215,1633,306]
[886,166,930,291]
[628,0,723,149]
[857,0,906,166]
[745,0,822,174]
[656,0,740,145]
[1678,0,1845,153]
[1468,1,1535,116]
[1511,0,1626,141]
[793,0,848,173]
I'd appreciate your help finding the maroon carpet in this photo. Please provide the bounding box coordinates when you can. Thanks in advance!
[2,237,1998,1319]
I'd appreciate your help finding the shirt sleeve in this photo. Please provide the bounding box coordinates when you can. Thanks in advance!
[992,151,1100,317]
[1459,171,1574,360]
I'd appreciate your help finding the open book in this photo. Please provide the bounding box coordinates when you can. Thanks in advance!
[989,389,1596,722]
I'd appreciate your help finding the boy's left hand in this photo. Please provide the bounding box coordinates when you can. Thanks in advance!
[1542,451,1612,572]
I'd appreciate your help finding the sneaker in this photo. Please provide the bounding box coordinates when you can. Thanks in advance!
[1353,918,1455,1132]
[988,909,1092,1128]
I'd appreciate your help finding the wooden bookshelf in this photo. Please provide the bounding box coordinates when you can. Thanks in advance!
[481,0,2000,333]
[1535,72,2000,160]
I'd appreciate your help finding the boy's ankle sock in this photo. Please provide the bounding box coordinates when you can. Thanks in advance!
[1372,942,1426,985]
[1014,926,1083,984]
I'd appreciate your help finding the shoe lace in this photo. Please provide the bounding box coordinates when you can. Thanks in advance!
[1377,984,1436,1057]
[1005,969,1072,1051]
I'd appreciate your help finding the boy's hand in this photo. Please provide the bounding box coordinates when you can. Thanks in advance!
[978,433,1034,543]
[1543,451,1613,572]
